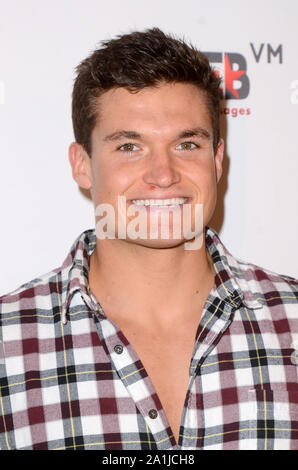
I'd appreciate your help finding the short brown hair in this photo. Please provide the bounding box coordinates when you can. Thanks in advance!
[72,27,221,156]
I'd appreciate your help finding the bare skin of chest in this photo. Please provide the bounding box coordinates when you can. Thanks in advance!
[116,321,198,445]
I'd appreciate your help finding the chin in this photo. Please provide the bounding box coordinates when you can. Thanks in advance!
[124,236,187,250]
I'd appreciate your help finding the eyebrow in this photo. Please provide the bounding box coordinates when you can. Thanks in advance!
[103,127,211,142]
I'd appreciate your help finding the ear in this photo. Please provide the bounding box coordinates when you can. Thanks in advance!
[68,142,92,190]
[214,138,224,183]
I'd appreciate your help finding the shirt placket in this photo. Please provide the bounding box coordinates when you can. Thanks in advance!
[179,293,243,449]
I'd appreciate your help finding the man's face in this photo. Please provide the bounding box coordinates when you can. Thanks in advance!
[72,81,224,248]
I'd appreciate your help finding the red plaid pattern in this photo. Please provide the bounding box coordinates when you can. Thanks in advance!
[0,226,298,450]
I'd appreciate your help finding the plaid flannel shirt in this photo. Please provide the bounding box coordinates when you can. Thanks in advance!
[0,226,298,450]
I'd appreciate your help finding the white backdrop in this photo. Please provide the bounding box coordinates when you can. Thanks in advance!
[0,0,297,296]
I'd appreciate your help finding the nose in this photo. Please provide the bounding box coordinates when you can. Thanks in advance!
[143,148,180,188]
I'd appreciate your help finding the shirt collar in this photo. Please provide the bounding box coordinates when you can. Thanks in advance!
[205,226,263,310]
[60,226,262,324]
[60,229,97,324]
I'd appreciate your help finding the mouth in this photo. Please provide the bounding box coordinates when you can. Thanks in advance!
[129,197,192,209]
[127,197,192,213]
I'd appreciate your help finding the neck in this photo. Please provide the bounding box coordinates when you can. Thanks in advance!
[88,235,215,329]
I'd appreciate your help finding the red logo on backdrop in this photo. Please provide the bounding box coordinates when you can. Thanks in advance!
[203,51,251,117]
[203,52,250,100]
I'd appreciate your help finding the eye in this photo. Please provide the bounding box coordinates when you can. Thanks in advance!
[118,143,139,153]
[177,141,199,151]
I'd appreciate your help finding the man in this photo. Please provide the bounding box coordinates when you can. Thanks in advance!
[0,28,297,451]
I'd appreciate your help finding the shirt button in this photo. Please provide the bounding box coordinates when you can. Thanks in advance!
[114,344,123,354]
[148,409,158,419]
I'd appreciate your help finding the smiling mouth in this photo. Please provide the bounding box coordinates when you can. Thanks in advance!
[129,197,191,207]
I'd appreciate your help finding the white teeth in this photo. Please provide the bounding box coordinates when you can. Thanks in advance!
[131,198,188,206]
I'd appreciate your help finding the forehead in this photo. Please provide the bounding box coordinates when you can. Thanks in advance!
[93,82,212,137]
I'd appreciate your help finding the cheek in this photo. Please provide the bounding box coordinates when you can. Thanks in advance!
[200,165,218,216]
[191,158,217,192]
[93,160,131,201]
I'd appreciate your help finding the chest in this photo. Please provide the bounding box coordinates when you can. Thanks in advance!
[119,324,197,444]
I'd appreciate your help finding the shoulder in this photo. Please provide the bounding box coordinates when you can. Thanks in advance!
[233,255,298,315]
[207,226,298,305]
[0,266,66,326]
[235,256,298,292]
[0,228,95,329]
